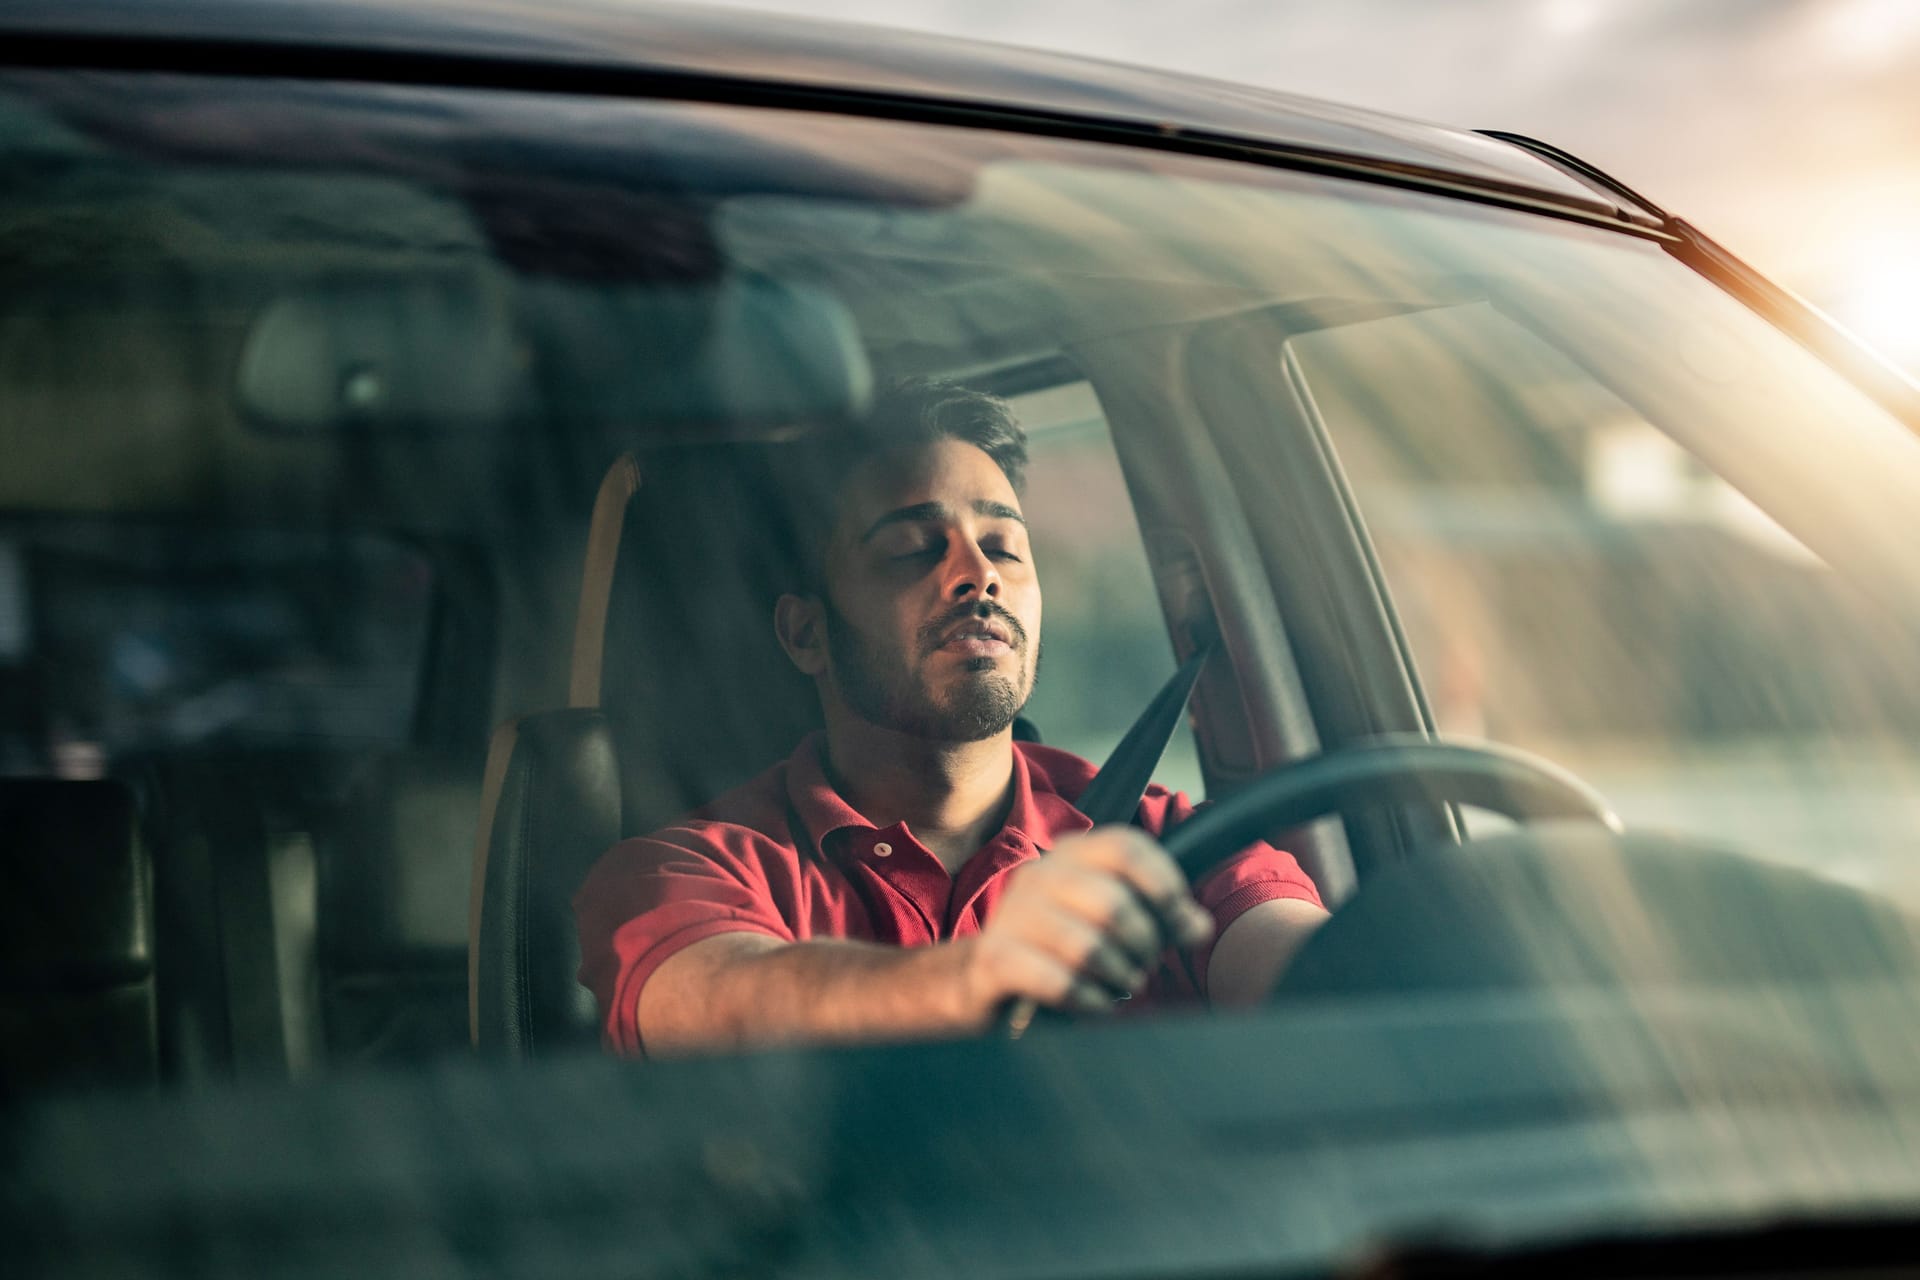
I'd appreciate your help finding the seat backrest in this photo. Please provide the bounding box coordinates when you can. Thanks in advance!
[0,778,158,1093]
[470,449,819,1055]
[584,448,821,837]
[320,753,482,1064]
[469,708,620,1054]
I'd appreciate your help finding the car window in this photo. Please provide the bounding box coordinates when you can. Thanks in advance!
[6,67,1920,1098]
[1012,380,1201,795]
[15,42,1920,1279]
[1289,285,1920,902]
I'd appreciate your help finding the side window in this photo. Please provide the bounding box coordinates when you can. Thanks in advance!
[1010,380,1202,798]
[1290,305,1920,893]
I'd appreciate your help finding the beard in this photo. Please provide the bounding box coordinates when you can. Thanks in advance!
[824,597,1037,742]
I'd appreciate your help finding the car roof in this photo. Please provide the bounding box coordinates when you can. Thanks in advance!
[0,0,1662,226]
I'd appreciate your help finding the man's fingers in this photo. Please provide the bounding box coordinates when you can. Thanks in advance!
[976,827,1217,1027]
[1167,898,1215,949]
[992,944,1117,1015]
[1063,980,1117,1014]
[1047,868,1171,971]
[1043,914,1149,995]
[1060,827,1214,947]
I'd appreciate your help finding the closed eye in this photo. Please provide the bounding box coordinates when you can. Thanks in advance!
[981,531,1026,563]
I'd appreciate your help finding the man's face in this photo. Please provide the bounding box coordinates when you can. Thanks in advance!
[814,439,1041,742]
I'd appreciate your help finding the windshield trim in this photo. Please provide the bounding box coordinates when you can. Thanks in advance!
[0,29,1680,246]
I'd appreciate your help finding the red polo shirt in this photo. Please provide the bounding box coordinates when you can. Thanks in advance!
[574,733,1323,1056]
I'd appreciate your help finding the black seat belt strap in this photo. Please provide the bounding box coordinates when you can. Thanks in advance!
[1075,638,1216,826]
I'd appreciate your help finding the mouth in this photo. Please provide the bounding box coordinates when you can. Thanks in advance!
[936,617,1014,657]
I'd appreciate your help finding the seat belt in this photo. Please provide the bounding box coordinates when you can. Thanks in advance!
[1005,637,1215,1037]
[1074,637,1215,827]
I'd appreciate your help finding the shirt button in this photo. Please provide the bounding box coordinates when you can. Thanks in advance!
[873,842,893,857]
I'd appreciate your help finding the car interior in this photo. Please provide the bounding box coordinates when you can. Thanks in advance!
[5,55,1464,1094]
[0,320,1328,1088]
[0,93,1303,1091]
[10,65,1920,1106]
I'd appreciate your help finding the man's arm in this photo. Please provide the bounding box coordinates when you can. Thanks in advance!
[637,826,1213,1057]
[640,932,979,1055]
[1204,897,1328,1007]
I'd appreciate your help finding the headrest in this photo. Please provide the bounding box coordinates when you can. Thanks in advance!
[567,451,822,832]
[0,780,150,989]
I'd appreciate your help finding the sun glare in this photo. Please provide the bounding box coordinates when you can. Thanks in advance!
[1817,0,1920,66]
[1537,0,1602,38]
[1828,235,1920,373]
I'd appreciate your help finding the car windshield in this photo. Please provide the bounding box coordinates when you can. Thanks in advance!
[9,68,1920,1274]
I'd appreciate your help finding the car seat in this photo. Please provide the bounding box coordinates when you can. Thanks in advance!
[468,449,819,1056]
[0,778,159,1093]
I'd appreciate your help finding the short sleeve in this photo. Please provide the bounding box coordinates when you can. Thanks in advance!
[1133,786,1324,1004]
[572,826,797,1056]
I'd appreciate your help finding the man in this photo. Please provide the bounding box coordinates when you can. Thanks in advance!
[575,380,1327,1058]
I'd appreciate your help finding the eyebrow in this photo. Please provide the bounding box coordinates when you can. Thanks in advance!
[860,499,1028,543]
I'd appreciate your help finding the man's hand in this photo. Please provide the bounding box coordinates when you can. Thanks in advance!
[961,825,1214,1019]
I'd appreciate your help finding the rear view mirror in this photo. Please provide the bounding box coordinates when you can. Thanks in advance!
[236,272,872,437]
[236,272,522,434]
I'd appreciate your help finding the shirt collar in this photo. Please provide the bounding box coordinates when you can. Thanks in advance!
[784,731,873,858]
[784,732,1095,859]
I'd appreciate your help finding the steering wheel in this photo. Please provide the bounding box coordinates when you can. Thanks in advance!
[1004,736,1620,1036]
[1158,734,1621,886]
[1155,735,1920,1001]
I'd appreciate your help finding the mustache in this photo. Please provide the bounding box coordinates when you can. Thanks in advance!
[919,601,1029,655]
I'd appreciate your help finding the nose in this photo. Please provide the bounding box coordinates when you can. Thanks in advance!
[943,540,1000,602]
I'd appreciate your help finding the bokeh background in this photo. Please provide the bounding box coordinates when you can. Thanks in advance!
[684,0,1920,379]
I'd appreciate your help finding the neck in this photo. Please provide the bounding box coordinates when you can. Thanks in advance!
[819,708,1016,873]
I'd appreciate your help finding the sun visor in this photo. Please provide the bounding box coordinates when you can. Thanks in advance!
[237,273,872,437]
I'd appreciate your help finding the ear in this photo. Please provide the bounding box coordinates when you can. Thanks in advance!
[774,592,829,677]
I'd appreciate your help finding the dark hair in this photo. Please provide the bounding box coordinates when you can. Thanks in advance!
[862,376,1028,492]
[775,377,1028,595]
